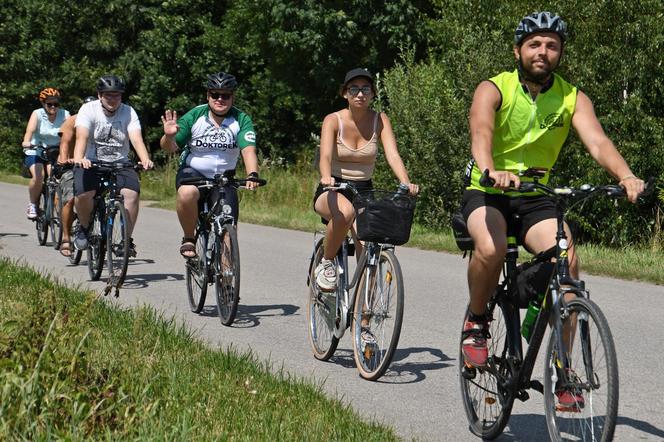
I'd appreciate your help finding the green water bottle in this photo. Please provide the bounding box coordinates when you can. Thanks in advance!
[521,301,540,342]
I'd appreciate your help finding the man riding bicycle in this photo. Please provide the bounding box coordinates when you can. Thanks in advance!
[72,75,154,255]
[460,12,644,408]
[160,71,260,258]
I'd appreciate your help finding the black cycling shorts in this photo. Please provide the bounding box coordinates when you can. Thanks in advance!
[73,167,140,197]
[461,189,558,245]
[176,166,239,223]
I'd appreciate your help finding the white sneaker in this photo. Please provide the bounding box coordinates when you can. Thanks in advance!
[315,258,337,292]
[26,203,37,220]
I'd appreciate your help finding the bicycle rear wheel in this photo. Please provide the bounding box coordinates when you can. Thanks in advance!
[69,217,82,265]
[215,224,241,326]
[307,238,339,361]
[36,188,48,246]
[544,296,618,442]
[352,248,404,381]
[106,200,130,286]
[186,227,209,313]
[87,205,105,281]
[459,302,515,439]
[50,186,64,250]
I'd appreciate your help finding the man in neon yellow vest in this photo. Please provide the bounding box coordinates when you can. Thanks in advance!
[461,11,644,405]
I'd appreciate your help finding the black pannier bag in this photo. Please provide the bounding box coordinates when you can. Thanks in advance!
[353,190,416,246]
[510,261,556,308]
[451,210,474,251]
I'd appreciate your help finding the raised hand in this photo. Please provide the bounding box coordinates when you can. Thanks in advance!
[161,110,179,136]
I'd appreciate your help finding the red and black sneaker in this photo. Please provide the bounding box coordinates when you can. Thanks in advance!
[462,317,490,368]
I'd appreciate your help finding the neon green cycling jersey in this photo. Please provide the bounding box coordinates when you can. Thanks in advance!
[467,69,577,195]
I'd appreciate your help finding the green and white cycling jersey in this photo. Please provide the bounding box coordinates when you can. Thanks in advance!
[175,104,256,178]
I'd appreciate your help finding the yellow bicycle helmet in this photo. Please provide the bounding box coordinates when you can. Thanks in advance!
[39,87,61,102]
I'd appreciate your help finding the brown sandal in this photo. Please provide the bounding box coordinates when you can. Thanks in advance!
[180,237,196,259]
[60,241,72,257]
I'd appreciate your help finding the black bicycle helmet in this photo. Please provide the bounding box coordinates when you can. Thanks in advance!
[96,75,126,93]
[514,11,568,46]
[206,72,238,90]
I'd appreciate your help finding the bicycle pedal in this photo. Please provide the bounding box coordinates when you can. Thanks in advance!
[516,390,530,402]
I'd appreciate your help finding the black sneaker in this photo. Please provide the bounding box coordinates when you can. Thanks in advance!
[116,238,137,258]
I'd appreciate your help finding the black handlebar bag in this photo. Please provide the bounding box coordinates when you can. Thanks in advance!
[353,190,416,246]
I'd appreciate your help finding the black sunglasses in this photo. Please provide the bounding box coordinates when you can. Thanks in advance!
[45,102,60,108]
[347,86,372,96]
[209,91,233,100]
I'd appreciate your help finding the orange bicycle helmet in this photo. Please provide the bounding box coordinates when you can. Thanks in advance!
[39,87,61,102]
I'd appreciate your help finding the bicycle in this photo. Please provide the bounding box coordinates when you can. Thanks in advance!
[79,161,142,290]
[455,169,652,440]
[306,183,415,381]
[26,145,63,248]
[182,174,266,326]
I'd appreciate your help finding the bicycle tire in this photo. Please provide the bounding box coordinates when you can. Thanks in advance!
[186,227,209,313]
[459,302,515,439]
[307,238,339,361]
[69,217,82,265]
[215,224,241,326]
[544,296,619,442]
[51,186,64,250]
[352,248,404,381]
[36,188,48,246]
[87,204,106,281]
[106,200,130,286]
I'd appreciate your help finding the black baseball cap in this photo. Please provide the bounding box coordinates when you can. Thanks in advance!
[344,68,373,85]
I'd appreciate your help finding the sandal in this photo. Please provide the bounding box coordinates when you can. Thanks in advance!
[180,237,197,259]
[60,241,72,257]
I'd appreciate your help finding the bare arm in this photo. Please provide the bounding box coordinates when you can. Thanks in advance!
[21,111,39,147]
[240,145,259,189]
[572,91,644,202]
[128,129,153,169]
[379,112,418,195]
[57,116,75,164]
[469,81,519,189]
[318,113,337,186]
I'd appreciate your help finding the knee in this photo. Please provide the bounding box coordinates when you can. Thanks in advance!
[473,239,506,266]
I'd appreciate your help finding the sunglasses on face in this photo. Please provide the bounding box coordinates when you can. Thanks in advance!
[209,92,233,101]
[45,102,60,108]
[347,86,372,96]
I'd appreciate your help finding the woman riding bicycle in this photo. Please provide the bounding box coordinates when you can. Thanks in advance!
[160,71,260,259]
[21,87,70,219]
[313,68,419,292]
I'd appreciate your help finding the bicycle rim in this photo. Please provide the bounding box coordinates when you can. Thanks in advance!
[87,207,105,281]
[106,201,130,286]
[459,303,515,439]
[352,249,404,381]
[544,297,618,442]
[50,187,63,249]
[307,238,339,360]
[215,225,241,326]
[186,228,208,313]
[69,218,82,265]
[36,190,48,245]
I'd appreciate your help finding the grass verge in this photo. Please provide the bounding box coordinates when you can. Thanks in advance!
[0,259,398,440]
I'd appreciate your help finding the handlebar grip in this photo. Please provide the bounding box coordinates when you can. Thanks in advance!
[479,169,495,187]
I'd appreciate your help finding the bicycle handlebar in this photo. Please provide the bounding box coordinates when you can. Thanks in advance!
[23,145,59,161]
[180,175,267,189]
[74,161,143,173]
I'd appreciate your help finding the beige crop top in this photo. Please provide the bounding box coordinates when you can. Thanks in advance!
[330,112,379,180]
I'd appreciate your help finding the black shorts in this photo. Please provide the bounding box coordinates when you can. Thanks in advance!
[176,167,239,223]
[461,189,558,244]
[73,167,140,197]
[312,177,373,225]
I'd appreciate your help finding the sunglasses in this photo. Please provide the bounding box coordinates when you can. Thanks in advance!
[45,102,60,108]
[209,92,233,101]
[347,86,372,96]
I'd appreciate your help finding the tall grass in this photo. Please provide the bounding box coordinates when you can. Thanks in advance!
[0,259,399,440]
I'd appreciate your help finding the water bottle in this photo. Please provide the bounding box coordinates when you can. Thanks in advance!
[521,299,540,342]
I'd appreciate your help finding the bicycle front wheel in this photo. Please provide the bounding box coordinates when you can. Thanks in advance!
[186,227,209,313]
[352,248,404,381]
[459,302,515,440]
[87,205,106,281]
[106,200,130,286]
[307,238,339,361]
[544,296,619,442]
[36,188,48,246]
[50,186,63,249]
[215,224,241,326]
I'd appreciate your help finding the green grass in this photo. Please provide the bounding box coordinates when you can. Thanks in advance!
[0,259,399,440]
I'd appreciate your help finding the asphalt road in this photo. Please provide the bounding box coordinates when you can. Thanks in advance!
[1,181,662,441]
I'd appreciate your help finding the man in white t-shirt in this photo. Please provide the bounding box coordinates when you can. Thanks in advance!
[72,75,153,255]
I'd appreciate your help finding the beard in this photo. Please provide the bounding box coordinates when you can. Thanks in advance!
[517,57,556,85]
